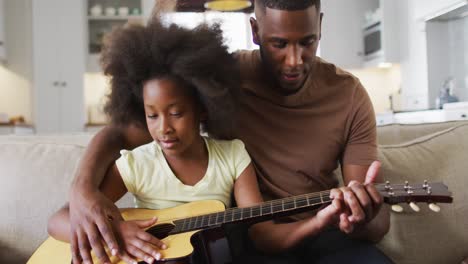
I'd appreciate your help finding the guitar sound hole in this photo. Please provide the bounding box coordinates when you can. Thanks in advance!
[146,223,175,239]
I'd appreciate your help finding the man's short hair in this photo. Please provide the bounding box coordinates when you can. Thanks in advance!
[255,0,321,11]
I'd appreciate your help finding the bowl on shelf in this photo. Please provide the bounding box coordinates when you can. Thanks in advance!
[131,7,141,15]
[118,7,129,16]
[105,7,117,16]
[89,4,102,16]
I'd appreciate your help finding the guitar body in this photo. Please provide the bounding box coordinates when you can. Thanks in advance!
[28,200,227,264]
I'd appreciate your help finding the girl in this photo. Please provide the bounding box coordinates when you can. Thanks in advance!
[48,20,341,264]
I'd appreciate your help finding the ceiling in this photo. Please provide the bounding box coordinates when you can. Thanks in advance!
[176,0,255,12]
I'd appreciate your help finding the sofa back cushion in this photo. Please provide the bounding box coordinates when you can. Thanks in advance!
[377,120,468,145]
[0,140,84,263]
[0,135,133,263]
[377,124,468,264]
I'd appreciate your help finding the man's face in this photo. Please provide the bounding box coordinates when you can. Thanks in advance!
[251,6,322,94]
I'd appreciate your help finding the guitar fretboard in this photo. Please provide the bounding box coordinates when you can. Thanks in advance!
[170,191,332,234]
[167,181,452,235]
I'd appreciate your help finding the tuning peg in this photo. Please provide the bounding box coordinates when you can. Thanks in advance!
[385,181,391,190]
[423,180,429,189]
[409,202,420,212]
[429,203,441,213]
[391,204,404,213]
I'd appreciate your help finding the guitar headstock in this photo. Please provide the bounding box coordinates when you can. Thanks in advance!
[376,181,453,207]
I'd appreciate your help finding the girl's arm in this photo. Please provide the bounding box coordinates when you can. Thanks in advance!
[234,164,342,253]
[48,165,165,264]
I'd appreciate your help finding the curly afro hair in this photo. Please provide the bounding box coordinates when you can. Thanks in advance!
[101,20,240,139]
[255,0,320,11]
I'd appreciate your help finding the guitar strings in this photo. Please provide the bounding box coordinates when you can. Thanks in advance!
[146,183,432,234]
[151,192,334,235]
[146,192,333,235]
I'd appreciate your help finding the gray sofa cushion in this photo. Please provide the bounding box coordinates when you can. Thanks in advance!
[377,120,468,145]
[0,141,85,263]
[377,124,468,264]
[0,136,133,263]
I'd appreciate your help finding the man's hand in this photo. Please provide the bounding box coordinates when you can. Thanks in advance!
[69,188,122,264]
[116,218,167,264]
[330,161,383,234]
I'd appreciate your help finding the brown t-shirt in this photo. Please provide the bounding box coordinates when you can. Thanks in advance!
[234,50,377,206]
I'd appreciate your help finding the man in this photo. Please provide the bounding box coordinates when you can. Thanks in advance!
[68,0,391,263]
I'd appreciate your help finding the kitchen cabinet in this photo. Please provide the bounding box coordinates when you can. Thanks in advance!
[425,2,468,108]
[32,0,86,133]
[362,0,404,68]
[320,0,366,69]
[320,0,404,69]
[397,0,430,111]
[0,0,6,61]
[414,0,467,20]
[398,0,468,111]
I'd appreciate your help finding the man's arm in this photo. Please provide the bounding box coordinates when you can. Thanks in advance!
[234,164,342,253]
[71,123,152,190]
[69,123,152,264]
[338,162,390,243]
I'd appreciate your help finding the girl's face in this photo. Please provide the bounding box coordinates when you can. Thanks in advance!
[143,78,204,158]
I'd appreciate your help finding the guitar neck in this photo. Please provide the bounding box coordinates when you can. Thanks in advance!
[168,181,452,235]
[169,191,332,235]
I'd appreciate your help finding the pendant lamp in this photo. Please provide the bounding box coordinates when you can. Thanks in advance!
[204,0,252,11]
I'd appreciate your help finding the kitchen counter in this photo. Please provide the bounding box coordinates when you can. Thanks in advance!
[0,123,35,135]
[376,102,468,125]
[85,122,107,133]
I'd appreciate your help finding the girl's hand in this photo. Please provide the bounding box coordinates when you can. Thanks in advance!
[115,217,167,264]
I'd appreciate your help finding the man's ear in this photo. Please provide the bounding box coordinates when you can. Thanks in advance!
[199,110,208,122]
[319,12,323,40]
[249,17,260,45]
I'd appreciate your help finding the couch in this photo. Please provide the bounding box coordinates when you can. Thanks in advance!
[1,121,467,264]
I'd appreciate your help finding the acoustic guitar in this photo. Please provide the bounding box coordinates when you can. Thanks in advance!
[28,181,452,264]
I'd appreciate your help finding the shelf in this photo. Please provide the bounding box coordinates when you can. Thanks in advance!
[86,0,145,72]
[87,15,143,21]
[85,122,108,127]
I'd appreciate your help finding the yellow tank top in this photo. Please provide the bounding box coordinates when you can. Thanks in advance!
[116,137,251,209]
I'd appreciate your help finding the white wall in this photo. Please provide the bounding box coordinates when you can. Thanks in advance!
[162,11,255,52]
[0,66,31,122]
[426,13,468,107]
[349,65,402,114]
[448,16,468,101]
[84,73,110,124]
[399,0,430,110]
